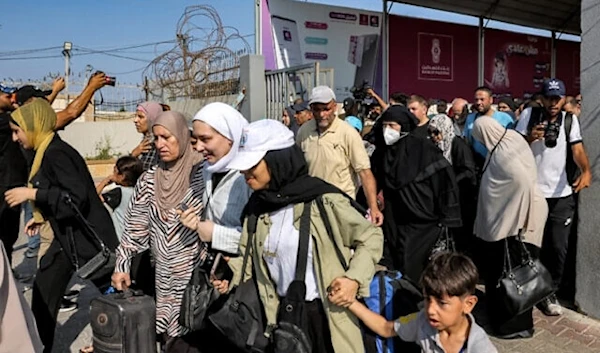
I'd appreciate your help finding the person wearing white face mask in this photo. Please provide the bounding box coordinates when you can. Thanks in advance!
[371,105,462,284]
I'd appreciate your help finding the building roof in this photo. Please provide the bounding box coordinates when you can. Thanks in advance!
[391,0,581,35]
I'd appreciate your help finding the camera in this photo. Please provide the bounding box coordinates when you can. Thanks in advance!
[529,108,560,148]
[104,76,117,86]
[349,80,375,121]
[93,71,117,87]
[544,121,560,148]
[350,80,372,101]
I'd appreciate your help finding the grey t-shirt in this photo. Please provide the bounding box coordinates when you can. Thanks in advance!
[393,311,497,353]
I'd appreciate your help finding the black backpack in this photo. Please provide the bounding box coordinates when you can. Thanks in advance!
[526,107,581,185]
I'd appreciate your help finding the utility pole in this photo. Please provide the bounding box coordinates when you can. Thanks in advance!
[177,33,190,97]
[62,42,72,101]
[255,0,262,55]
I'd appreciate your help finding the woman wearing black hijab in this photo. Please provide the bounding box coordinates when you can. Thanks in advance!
[221,119,383,353]
[373,105,462,283]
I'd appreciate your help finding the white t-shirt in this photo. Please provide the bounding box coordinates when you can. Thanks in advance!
[263,205,320,301]
[516,108,583,198]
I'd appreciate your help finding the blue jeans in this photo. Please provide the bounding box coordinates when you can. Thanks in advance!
[23,202,40,249]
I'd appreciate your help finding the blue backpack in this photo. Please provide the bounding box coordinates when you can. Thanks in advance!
[363,271,422,353]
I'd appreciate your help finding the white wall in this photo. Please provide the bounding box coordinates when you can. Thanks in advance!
[58,121,140,159]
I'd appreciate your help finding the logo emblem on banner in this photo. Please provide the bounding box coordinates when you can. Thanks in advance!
[432,39,441,64]
[418,33,454,82]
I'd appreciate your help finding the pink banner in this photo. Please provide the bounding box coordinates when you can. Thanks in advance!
[388,15,478,101]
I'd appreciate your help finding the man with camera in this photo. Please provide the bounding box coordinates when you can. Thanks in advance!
[515,78,592,316]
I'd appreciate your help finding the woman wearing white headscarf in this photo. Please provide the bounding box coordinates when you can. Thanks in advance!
[180,102,252,253]
[177,102,252,352]
[472,116,548,340]
[428,114,478,254]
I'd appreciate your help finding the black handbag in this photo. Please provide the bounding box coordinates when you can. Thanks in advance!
[179,177,233,331]
[270,202,312,353]
[208,214,270,353]
[179,265,219,331]
[496,234,554,317]
[62,192,116,282]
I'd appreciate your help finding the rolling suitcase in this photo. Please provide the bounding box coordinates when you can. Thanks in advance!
[90,289,157,353]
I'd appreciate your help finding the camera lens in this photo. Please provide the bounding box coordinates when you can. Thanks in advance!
[544,122,559,148]
[105,76,117,87]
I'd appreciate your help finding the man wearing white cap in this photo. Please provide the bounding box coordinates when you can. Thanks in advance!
[296,86,383,226]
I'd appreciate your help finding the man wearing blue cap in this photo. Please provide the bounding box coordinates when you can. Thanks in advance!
[516,78,592,317]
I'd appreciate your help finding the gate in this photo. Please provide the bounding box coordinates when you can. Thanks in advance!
[264,62,334,120]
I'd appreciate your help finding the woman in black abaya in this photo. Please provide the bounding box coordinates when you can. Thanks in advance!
[373,105,462,283]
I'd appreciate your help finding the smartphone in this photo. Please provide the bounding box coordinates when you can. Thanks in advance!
[210,253,233,281]
[180,203,189,212]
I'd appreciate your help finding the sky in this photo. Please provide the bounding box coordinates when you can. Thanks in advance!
[0,0,580,88]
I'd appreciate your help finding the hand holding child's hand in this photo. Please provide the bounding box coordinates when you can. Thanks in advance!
[327,277,359,308]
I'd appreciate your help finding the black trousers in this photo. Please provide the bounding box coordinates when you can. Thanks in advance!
[0,201,20,265]
[306,299,335,353]
[541,195,576,289]
[31,241,74,353]
[481,237,540,336]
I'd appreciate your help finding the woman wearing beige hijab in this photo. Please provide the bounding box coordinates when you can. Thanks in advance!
[111,111,205,352]
[472,116,548,340]
[5,99,119,353]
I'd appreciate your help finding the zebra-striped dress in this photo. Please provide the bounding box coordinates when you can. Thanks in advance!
[115,163,206,337]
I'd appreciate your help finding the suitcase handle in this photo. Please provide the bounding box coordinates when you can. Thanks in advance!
[109,288,145,299]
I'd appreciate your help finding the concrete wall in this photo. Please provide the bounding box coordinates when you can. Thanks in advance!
[576,0,600,319]
[239,55,267,122]
[58,121,140,159]
[167,94,239,121]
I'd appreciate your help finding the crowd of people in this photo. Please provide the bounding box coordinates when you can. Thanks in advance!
[0,73,591,353]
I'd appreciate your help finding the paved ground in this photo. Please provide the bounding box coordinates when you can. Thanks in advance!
[11,231,600,352]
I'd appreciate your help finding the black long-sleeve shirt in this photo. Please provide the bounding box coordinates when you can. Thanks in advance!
[31,135,118,268]
[0,113,28,190]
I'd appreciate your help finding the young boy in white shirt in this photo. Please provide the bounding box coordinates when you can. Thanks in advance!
[334,252,497,353]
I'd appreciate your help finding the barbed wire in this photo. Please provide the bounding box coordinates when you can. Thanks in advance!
[143,5,251,98]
